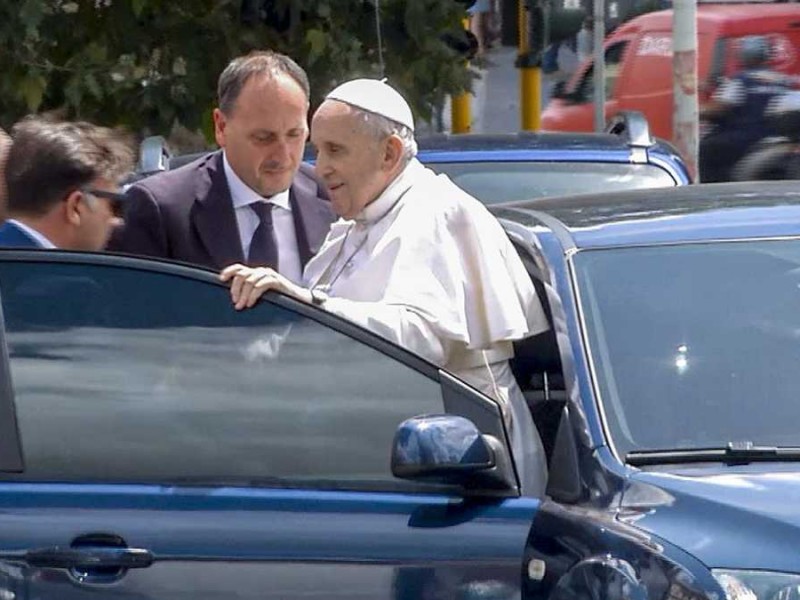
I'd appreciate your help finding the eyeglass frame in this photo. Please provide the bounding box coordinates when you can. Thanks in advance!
[79,187,128,217]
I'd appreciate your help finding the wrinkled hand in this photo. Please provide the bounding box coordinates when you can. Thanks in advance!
[219,264,312,310]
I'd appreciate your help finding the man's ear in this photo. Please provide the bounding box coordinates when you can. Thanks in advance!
[382,135,404,172]
[213,108,227,148]
[63,190,84,226]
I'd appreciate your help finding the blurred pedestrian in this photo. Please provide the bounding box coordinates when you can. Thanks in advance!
[576,16,593,63]
[108,50,334,280]
[0,117,133,250]
[220,79,550,495]
[700,35,791,182]
[0,127,10,222]
[468,0,492,65]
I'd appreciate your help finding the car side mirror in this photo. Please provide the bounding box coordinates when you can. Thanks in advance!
[391,415,517,494]
[138,135,172,176]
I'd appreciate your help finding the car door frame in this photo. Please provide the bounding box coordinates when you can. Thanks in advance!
[0,250,544,600]
[0,249,525,481]
[0,283,23,472]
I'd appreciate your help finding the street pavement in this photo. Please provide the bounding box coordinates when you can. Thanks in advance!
[425,44,556,135]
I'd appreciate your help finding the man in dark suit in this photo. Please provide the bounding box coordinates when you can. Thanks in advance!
[108,51,334,279]
[0,221,43,248]
[0,117,133,250]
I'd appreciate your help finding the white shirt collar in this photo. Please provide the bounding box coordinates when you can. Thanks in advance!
[7,219,56,248]
[356,159,424,224]
[223,152,291,211]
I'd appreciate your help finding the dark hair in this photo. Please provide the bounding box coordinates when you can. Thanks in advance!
[217,50,310,115]
[6,117,134,217]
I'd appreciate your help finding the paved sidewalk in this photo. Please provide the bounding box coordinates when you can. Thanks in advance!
[430,45,555,135]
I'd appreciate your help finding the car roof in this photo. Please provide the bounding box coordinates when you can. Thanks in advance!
[615,3,800,32]
[418,131,633,152]
[494,181,800,250]
[415,131,681,164]
[165,132,641,170]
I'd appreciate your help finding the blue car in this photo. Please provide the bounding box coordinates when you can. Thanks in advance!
[415,113,691,204]
[494,180,800,600]
[0,180,794,598]
[138,112,691,204]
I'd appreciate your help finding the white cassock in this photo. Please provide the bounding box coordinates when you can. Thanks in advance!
[304,159,550,495]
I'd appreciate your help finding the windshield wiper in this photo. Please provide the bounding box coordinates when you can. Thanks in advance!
[626,441,800,466]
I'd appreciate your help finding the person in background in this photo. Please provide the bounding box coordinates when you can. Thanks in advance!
[468,0,492,65]
[700,35,791,182]
[576,16,593,64]
[0,117,133,250]
[108,51,334,279]
[220,79,550,494]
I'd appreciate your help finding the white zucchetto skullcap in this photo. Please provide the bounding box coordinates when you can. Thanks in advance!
[325,78,415,132]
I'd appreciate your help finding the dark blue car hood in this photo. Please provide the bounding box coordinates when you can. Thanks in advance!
[619,466,800,572]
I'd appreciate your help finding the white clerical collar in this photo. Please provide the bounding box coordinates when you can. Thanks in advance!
[7,219,56,248]
[356,158,424,224]
[223,152,291,210]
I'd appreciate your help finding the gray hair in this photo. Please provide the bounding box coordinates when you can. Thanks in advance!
[349,106,418,164]
[218,51,310,115]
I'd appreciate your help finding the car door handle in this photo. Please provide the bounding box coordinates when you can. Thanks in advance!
[24,546,154,569]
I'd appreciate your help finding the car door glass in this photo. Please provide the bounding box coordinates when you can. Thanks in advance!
[0,260,443,490]
[576,41,628,102]
[432,161,677,203]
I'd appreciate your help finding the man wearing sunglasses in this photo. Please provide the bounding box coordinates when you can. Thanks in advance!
[0,117,134,250]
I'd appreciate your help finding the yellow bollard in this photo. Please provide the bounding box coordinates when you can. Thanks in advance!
[518,0,542,131]
[451,90,472,133]
[451,17,472,134]
[520,66,541,131]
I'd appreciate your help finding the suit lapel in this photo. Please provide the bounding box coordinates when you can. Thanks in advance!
[190,152,245,269]
[289,170,334,266]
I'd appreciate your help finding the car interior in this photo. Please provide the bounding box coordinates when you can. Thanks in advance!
[510,242,583,502]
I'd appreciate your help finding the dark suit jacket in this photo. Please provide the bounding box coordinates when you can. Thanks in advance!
[108,151,334,271]
[0,221,46,248]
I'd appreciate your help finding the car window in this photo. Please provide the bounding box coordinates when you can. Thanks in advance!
[574,41,628,102]
[431,161,677,203]
[0,259,444,490]
[574,240,800,457]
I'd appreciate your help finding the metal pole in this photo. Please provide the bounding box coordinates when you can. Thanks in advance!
[374,0,385,78]
[519,0,542,130]
[672,0,699,180]
[592,0,606,131]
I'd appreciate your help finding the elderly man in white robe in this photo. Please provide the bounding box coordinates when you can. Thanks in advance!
[221,78,550,494]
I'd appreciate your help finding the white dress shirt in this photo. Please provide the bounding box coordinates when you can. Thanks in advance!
[304,159,550,495]
[223,153,303,284]
[7,219,56,248]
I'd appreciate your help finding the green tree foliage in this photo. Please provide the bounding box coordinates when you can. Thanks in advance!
[0,0,475,139]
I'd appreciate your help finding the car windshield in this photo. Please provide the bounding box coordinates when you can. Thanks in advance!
[429,161,676,204]
[573,239,800,458]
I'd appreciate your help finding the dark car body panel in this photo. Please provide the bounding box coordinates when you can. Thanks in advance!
[0,251,544,599]
[623,467,800,572]
[500,181,800,246]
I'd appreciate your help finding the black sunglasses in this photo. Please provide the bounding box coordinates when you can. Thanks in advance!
[80,187,128,217]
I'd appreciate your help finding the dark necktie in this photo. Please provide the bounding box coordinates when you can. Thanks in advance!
[247,201,279,269]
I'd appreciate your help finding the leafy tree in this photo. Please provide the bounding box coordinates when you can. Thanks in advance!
[0,0,475,142]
